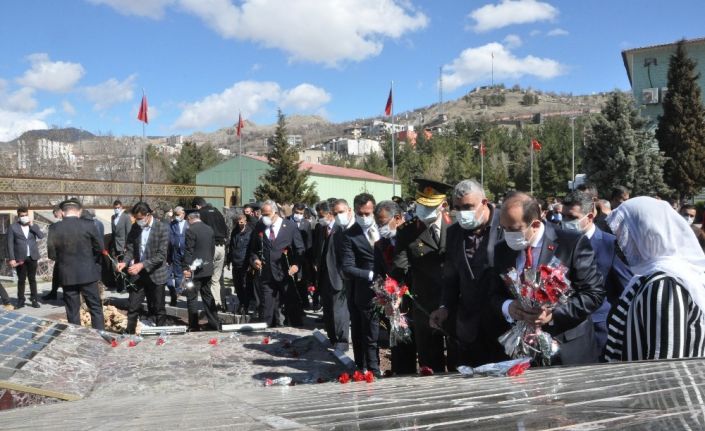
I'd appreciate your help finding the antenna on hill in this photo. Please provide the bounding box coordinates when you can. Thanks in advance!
[438,66,444,117]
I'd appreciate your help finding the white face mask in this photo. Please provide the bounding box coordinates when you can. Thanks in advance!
[378,222,397,239]
[175,215,183,222]
[293,213,304,222]
[504,230,530,251]
[562,215,588,233]
[262,216,273,227]
[355,214,375,229]
[318,217,331,227]
[335,212,349,227]
[456,208,483,230]
[19,216,30,225]
[415,204,439,222]
[114,208,122,215]
[136,217,149,228]
[684,215,695,225]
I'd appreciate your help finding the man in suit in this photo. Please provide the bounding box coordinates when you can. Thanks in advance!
[491,192,606,365]
[228,212,253,315]
[81,209,105,250]
[290,202,315,310]
[249,200,305,327]
[110,200,132,292]
[374,200,417,375]
[183,210,219,331]
[429,179,508,367]
[561,191,631,353]
[193,197,229,312]
[47,199,104,329]
[117,202,169,334]
[8,206,44,308]
[167,206,188,306]
[313,200,350,351]
[392,179,456,372]
[339,193,382,376]
[42,206,64,301]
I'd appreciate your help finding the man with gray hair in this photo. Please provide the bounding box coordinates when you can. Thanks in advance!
[429,179,508,367]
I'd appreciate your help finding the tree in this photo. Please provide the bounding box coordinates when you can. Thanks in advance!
[655,39,705,198]
[169,141,222,184]
[583,91,670,197]
[254,110,318,204]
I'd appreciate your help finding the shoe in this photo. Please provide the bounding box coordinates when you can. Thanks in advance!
[116,286,124,293]
[169,297,177,307]
[333,342,349,353]
[31,299,40,308]
[16,299,25,309]
[42,292,57,301]
[372,370,384,379]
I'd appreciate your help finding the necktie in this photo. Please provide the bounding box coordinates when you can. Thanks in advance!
[269,227,276,242]
[524,246,534,270]
[326,226,331,238]
[430,224,440,246]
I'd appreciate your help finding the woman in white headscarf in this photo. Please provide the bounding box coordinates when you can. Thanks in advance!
[604,196,705,361]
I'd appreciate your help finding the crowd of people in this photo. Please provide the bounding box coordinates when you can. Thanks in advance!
[3,179,705,376]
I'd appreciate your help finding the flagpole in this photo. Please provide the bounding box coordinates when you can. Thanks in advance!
[239,113,243,205]
[141,89,146,201]
[480,143,484,189]
[391,81,396,197]
[530,138,534,196]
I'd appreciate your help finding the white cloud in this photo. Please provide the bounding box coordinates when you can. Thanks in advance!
[86,0,175,19]
[0,108,54,142]
[442,42,564,92]
[178,0,428,66]
[280,84,332,111]
[503,34,523,48]
[83,74,137,110]
[4,87,38,112]
[172,80,330,130]
[529,29,541,37]
[547,27,569,37]
[62,100,76,115]
[469,0,558,32]
[16,53,85,92]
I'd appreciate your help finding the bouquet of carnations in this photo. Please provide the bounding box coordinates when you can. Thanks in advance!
[498,257,572,366]
[371,276,412,346]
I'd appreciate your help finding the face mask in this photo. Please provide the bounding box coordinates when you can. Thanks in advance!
[456,209,482,230]
[262,216,273,227]
[684,215,695,225]
[293,213,304,222]
[355,214,374,229]
[552,213,563,222]
[114,208,122,215]
[136,218,148,228]
[19,216,30,225]
[415,205,439,222]
[335,212,349,227]
[378,222,397,239]
[175,216,183,222]
[562,214,588,233]
[504,230,530,251]
[318,217,331,227]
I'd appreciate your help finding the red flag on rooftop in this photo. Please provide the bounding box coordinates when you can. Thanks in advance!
[137,94,148,124]
[531,138,542,152]
[384,87,393,117]
[480,141,486,156]
[236,112,244,137]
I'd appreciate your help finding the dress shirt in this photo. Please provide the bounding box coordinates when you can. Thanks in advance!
[266,216,283,241]
[21,224,30,257]
[502,222,546,323]
[139,218,153,262]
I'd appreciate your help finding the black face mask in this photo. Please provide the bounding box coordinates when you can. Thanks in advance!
[246,214,257,223]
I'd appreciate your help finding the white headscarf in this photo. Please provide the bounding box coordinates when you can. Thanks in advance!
[607,196,705,309]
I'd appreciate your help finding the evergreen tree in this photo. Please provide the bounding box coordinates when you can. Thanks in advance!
[169,141,222,184]
[583,91,670,197]
[655,39,705,198]
[254,110,318,204]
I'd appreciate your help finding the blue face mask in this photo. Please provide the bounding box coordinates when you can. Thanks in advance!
[415,205,438,222]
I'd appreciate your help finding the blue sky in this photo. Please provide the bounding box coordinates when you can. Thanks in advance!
[0,0,704,141]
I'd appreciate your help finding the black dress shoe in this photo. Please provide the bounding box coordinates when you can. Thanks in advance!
[42,292,57,301]
[16,299,25,309]
[31,299,40,308]
[169,297,177,307]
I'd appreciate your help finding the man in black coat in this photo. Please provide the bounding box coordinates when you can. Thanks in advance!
[110,200,132,292]
[249,200,305,327]
[117,202,169,333]
[228,212,253,315]
[193,196,229,312]
[47,199,104,329]
[182,210,219,331]
[8,206,44,308]
[290,202,315,310]
[429,179,508,367]
[490,192,605,365]
[339,193,382,375]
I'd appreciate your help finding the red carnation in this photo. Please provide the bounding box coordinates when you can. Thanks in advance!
[264,378,273,386]
[156,338,165,346]
[419,366,434,376]
[110,339,119,348]
[262,336,270,344]
[307,285,316,293]
[128,340,137,348]
[352,370,365,382]
[101,249,109,256]
[364,370,375,383]
[209,338,218,345]
[258,232,264,237]
[507,361,531,377]
[338,372,351,384]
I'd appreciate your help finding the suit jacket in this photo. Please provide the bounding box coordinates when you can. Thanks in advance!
[183,221,215,278]
[374,237,396,276]
[110,212,132,257]
[291,217,313,252]
[123,219,169,285]
[228,225,252,268]
[198,204,228,244]
[339,222,376,305]
[588,227,631,323]
[391,215,451,310]
[314,223,345,291]
[168,219,189,265]
[441,209,507,345]
[248,219,304,282]
[490,222,605,365]
[8,222,44,261]
[47,217,102,286]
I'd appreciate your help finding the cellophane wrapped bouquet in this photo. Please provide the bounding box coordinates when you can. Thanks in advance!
[371,276,412,347]
[498,257,572,365]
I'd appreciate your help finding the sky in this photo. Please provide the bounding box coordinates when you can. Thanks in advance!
[1,0,704,141]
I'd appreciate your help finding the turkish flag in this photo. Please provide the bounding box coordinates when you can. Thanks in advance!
[480,142,486,156]
[137,94,148,124]
[236,113,244,137]
[384,88,393,117]
[531,138,542,151]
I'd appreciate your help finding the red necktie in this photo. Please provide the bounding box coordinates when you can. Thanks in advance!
[269,227,276,242]
[524,247,534,270]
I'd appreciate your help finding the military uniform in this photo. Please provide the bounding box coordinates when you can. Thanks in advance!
[391,179,457,372]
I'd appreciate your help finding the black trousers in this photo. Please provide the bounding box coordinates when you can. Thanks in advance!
[16,258,38,300]
[347,282,380,372]
[185,276,219,330]
[233,265,253,311]
[319,274,349,344]
[127,276,167,333]
[48,263,61,295]
[260,273,303,328]
[63,281,104,330]
[413,304,457,372]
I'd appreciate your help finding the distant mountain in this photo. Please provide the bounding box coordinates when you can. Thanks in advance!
[3,127,96,145]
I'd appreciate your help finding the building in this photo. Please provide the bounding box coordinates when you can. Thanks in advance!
[196,154,395,206]
[298,149,326,164]
[17,138,77,172]
[622,37,705,123]
[322,138,382,156]
[363,120,413,138]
